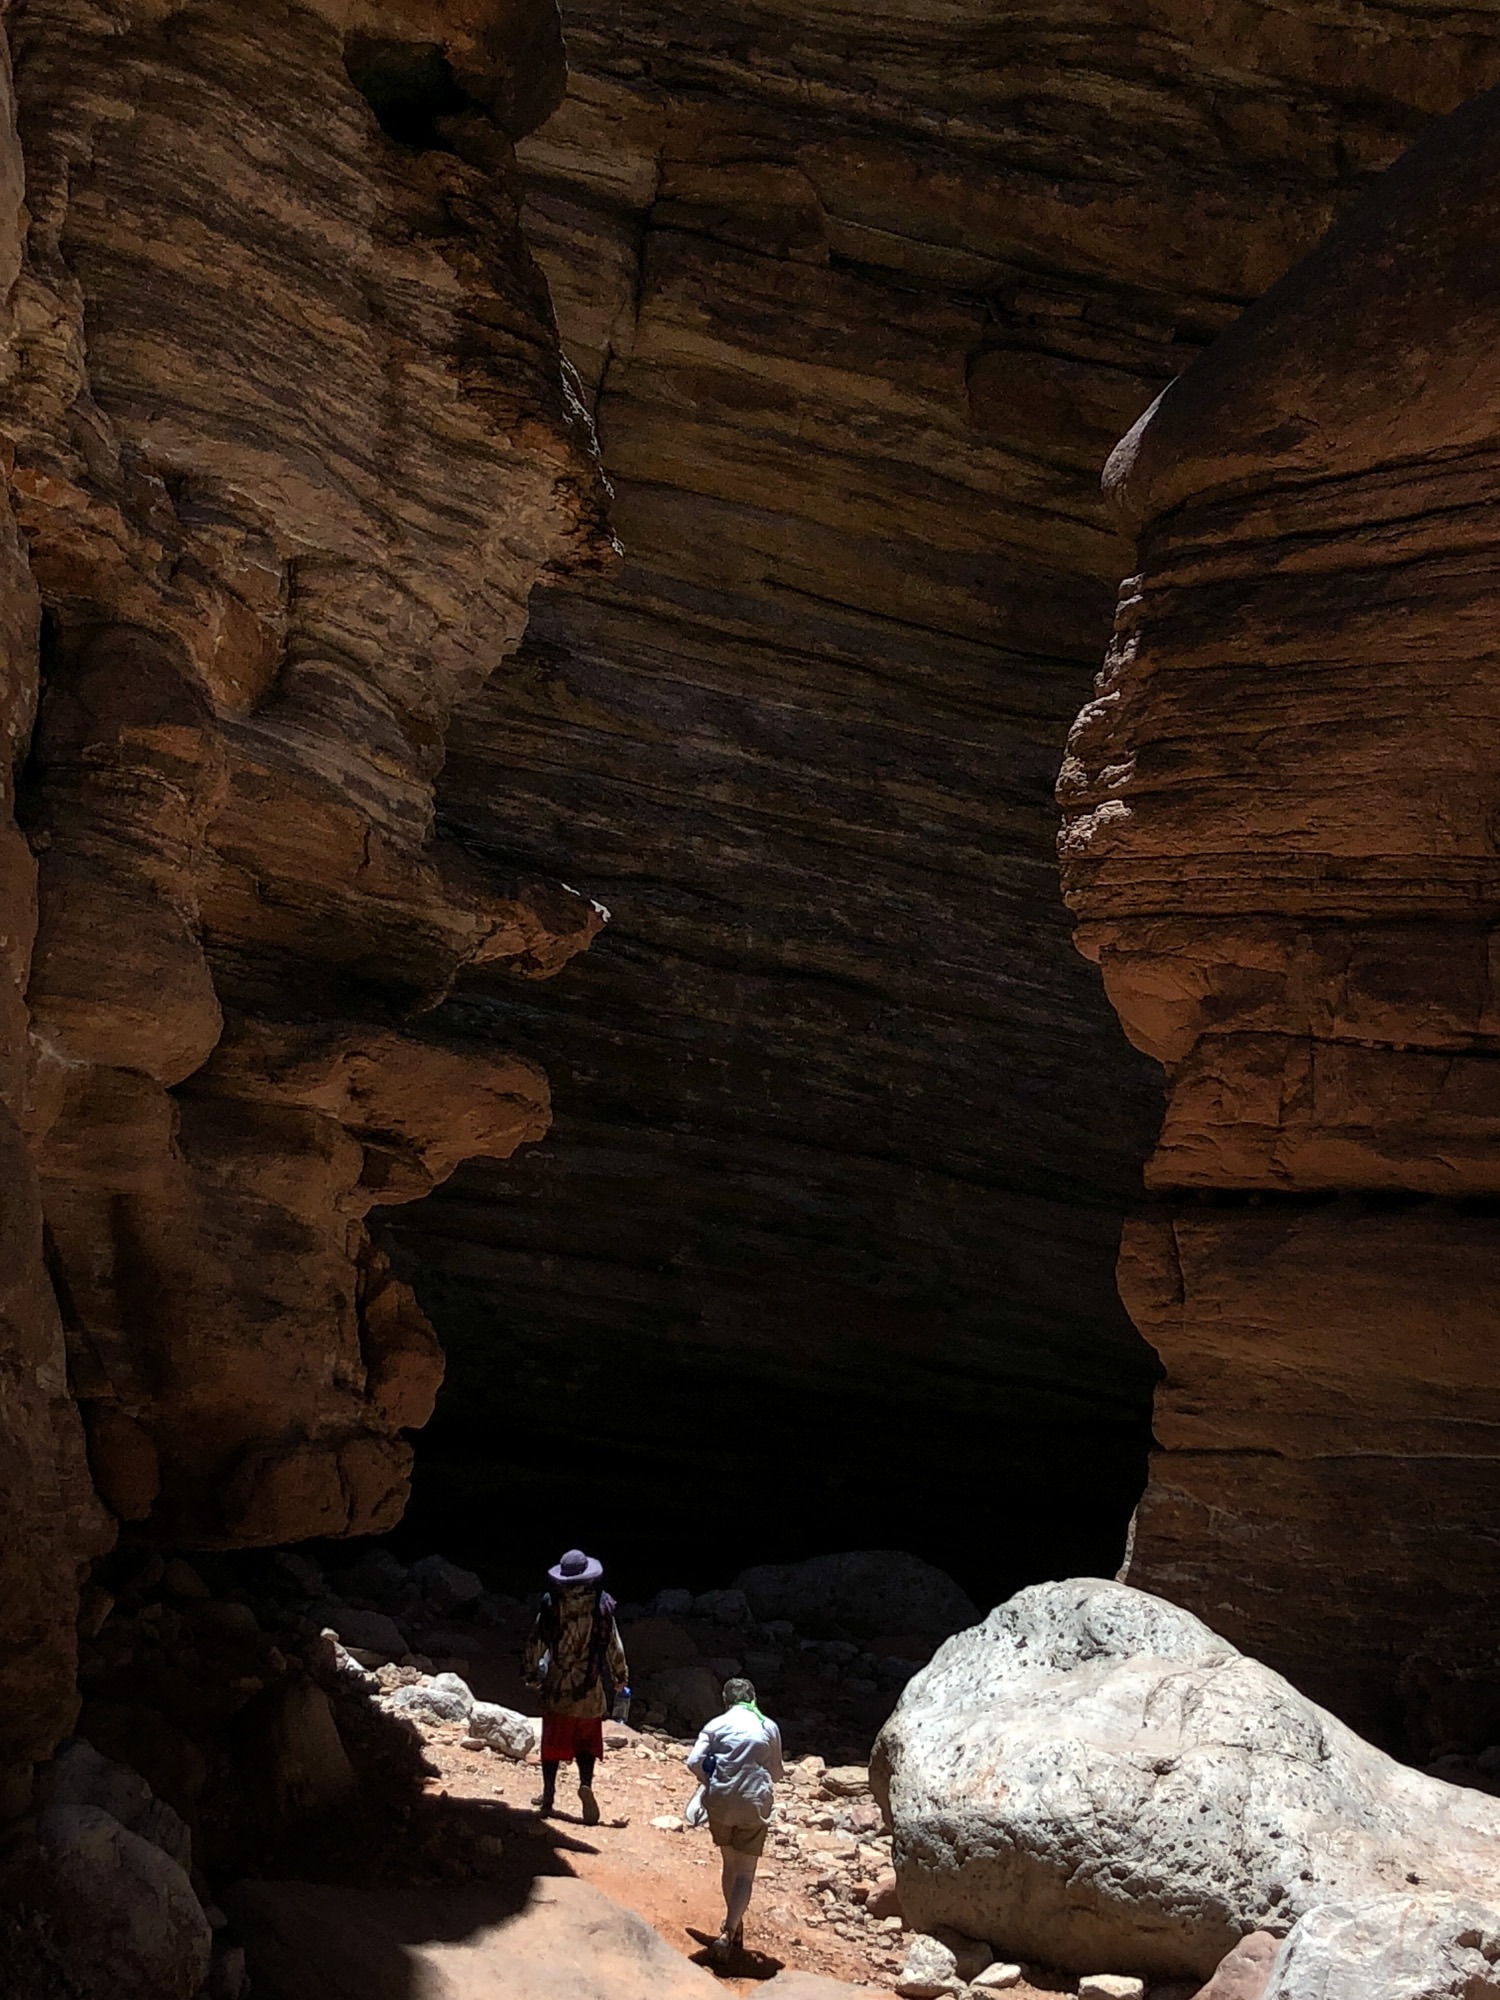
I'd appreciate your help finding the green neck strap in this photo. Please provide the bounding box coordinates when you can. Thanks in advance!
[731,1698,766,1722]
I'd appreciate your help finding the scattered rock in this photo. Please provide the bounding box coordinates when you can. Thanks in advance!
[1197,1932,1281,2000]
[761,1974,881,1995]
[161,1559,209,1601]
[932,1925,992,1981]
[273,1551,323,1596]
[694,1588,750,1626]
[643,1664,723,1733]
[465,1701,535,1759]
[649,1588,695,1617]
[37,1802,212,1999]
[736,1552,977,1640]
[972,1966,1023,1991]
[383,1671,474,1726]
[263,1681,356,1815]
[1267,1893,1500,2000]
[411,1554,484,1615]
[873,1579,1500,1977]
[618,1617,701,1675]
[651,1814,684,1832]
[314,1605,408,1658]
[821,1764,871,1798]
[868,1866,903,1920]
[38,1738,193,1871]
[896,1931,961,1996]
[1080,1979,1145,2000]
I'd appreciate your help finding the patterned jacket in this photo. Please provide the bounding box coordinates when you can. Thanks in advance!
[523,1584,630,1719]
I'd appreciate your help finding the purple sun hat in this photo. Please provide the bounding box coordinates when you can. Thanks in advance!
[549,1547,603,1586]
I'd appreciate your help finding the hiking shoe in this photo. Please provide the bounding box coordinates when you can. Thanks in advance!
[531,1792,556,1815]
[579,1784,601,1825]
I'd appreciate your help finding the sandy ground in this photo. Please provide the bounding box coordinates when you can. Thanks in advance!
[414,1721,903,1995]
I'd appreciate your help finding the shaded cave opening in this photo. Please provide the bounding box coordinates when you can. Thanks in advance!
[367,1045,1160,1616]
[343,36,470,151]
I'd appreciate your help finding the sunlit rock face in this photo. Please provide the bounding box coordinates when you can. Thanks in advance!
[1061,81,1500,1751]
[377,3,1500,1604]
[0,0,610,1809]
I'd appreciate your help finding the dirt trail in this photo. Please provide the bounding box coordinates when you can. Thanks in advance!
[414,1716,902,1994]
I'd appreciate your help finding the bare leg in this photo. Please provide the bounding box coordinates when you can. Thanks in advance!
[721,1848,757,1941]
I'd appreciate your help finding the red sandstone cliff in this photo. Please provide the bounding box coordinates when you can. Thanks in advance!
[1061,81,1500,1749]
[0,0,611,1814]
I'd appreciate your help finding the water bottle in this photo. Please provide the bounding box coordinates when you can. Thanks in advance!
[611,1683,632,1723]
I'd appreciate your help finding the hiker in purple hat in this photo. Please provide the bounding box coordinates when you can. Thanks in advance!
[522,1547,629,1824]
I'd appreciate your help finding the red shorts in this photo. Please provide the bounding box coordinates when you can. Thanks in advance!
[540,1713,604,1761]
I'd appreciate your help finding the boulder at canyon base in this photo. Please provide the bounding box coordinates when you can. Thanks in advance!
[871,1579,1500,1976]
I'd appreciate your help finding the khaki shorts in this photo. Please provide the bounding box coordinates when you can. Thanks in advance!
[708,1814,768,1857]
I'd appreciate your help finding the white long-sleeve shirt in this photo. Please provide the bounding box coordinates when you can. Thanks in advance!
[687,1704,785,1828]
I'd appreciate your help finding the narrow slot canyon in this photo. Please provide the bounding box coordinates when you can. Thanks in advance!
[3,3,1500,1998]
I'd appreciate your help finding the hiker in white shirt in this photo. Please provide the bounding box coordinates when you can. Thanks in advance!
[686,1676,784,1958]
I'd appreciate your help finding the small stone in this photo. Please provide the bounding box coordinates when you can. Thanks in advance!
[819,1764,871,1797]
[203,1600,260,1636]
[384,1672,474,1726]
[1079,1979,1145,2000]
[466,1701,534,1759]
[895,1932,960,1997]
[318,1606,407,1657]
[650,1814,683,1832]
[411,1554,485,1614]
[931,1926,992,1982]
[866,1867,903,1921]
[460,1737,488,1752]
[879,1914,904,1932]
[693,1588,750,1625]
[162,1558,209,1600]
[972,1966,1023,1992]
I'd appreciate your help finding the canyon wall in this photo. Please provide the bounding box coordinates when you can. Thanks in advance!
[0,0,611,1813]
[380,0,1500,1606]
[7,0,1500,1819]
[1061,81,1500,1751]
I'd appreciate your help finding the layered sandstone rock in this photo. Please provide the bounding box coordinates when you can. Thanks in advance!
[381,1,1500,1603]
[0,0,610,1809]
[1060,83,1500,1746]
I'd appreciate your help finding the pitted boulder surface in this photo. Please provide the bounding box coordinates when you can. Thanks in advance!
[871,1580,1500,1977]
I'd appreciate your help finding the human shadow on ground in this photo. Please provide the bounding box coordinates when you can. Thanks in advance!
[684,1924,787,1981]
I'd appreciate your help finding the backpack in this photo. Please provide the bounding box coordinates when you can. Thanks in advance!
[536,1586,618,1700]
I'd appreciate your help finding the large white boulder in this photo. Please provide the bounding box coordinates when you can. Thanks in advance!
[871,1579,1500,1977]
[1267,1894,1500,2000]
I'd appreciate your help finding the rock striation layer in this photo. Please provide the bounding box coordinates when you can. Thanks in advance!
[1060,81,1500,1747]
[380,0,1500,1602]
[0,0,611,1811]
